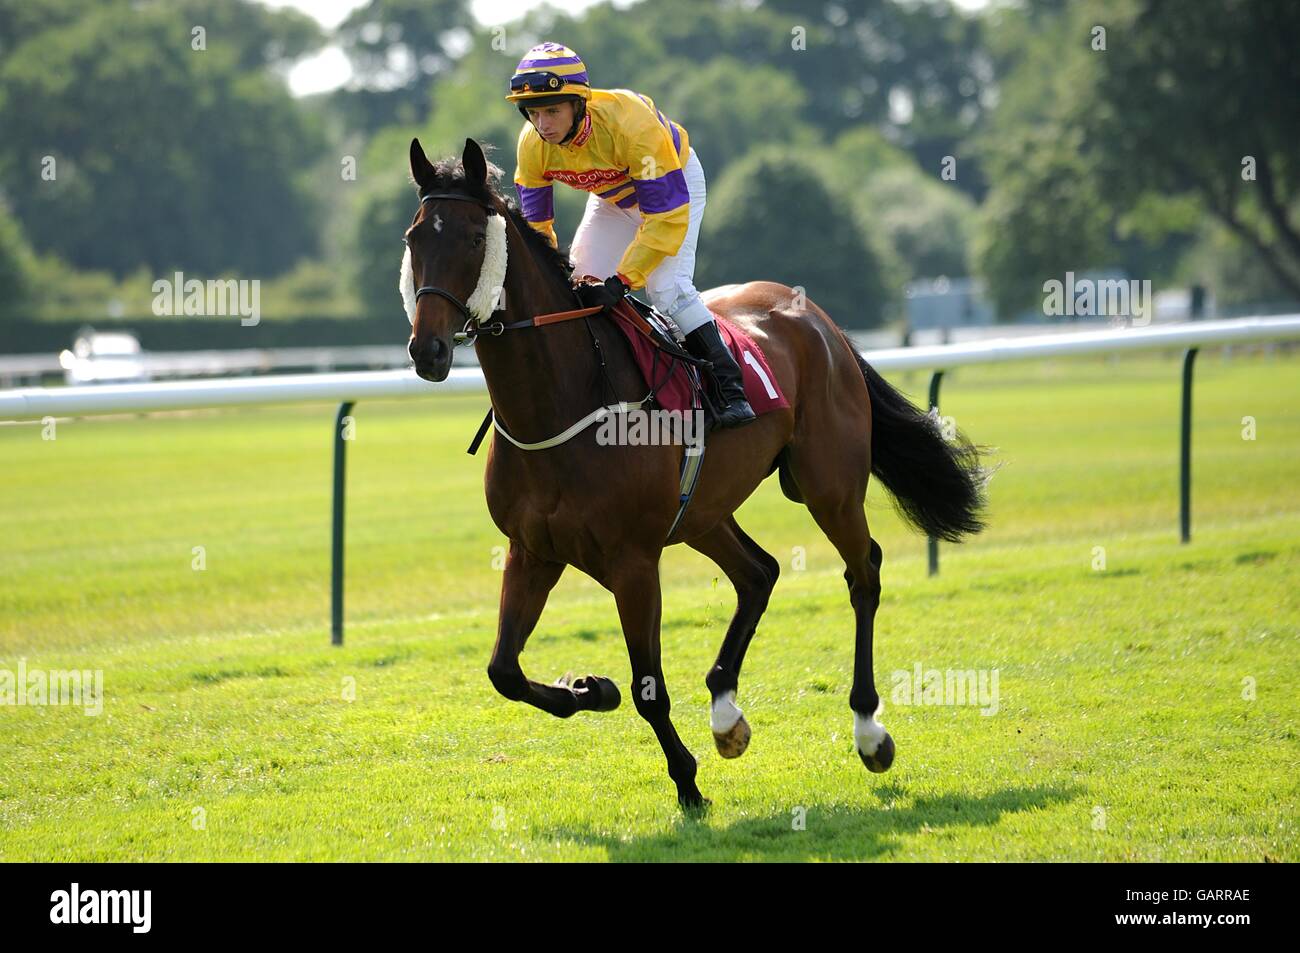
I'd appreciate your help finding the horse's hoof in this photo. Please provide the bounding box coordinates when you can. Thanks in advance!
[678,790,712,814]
[712,715,751,759]
[573,674,621,712]
[857,731,895,773]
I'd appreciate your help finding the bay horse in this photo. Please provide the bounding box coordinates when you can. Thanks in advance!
[404,138,986,809]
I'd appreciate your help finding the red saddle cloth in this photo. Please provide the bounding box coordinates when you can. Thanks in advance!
[608,303,789,416]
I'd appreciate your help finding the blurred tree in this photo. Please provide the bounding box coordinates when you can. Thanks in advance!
[1180,219,1300,310]
[971,0,1299,315]
[757,0,994,198]
[0,2,326,278]
[642,57,820,175]
[352,167,417,324]
[825,125,915,181]
[972,127,1113,318]
[424,37,527,159]
[0,0,322,67]
[0,0,98,60]
[699,147,890,327]
[970,1,1132,316]
[0,199,34,320]
[333,0,475,133]
[811,128,969,290]
[173,0,325,70]
[862,165,977,281]
[1079,0,1300,298]
[513,0,788,100]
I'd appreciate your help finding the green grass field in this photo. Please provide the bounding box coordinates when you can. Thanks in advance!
[1,349,1297,861]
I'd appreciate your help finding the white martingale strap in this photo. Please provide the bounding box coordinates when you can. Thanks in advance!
[400,211,508,325]
[491,399,648,451]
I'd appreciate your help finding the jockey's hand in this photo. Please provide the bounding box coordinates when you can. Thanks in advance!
[575,274,629,310]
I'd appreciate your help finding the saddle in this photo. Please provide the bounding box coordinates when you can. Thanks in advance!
[605,294,730,421]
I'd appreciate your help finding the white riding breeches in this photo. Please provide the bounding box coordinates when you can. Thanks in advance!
[569,148,716,335]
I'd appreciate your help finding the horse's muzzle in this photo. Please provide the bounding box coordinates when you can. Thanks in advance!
[410,336,451,382]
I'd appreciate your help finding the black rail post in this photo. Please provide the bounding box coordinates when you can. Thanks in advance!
[1179,349,1198,543]
[927,370,945,576]
[331,401,355,645]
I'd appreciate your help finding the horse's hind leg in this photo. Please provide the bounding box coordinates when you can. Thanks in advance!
[487,541,621,717]
[787,447,895,774]
[686,517,779,758]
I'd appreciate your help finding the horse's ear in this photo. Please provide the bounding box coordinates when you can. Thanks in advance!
[462,137,488,188]
[409,138,435,192]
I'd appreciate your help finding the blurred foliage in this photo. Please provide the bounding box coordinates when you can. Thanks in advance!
[700,147,889,327]
[333,0,475,133]
[0,0,1294,332]
[645,57,821,174]
[0,198,34,320]
[0,0,327,281]
[861,165,977,284]
[973,0,1299,315]
[1079,0,1300,298]
[353,165,417,325]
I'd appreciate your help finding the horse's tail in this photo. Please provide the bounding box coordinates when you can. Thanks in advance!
[852,350,988,543]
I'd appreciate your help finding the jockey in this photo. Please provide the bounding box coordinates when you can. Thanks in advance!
[506,42,756,430]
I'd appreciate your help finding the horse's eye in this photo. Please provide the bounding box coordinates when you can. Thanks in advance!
[473,235,485,247]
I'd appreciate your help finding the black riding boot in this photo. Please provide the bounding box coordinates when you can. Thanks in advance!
[684,321,757,430]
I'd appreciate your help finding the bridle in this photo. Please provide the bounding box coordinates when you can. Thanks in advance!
[411,189,601,343]
[411,191,507,339]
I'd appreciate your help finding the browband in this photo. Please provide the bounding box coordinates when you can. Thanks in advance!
[419,191,499,213]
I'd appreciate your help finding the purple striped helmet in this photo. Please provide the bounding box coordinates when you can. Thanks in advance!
[505,42,592,103]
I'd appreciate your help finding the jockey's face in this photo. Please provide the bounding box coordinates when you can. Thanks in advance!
[525,101,576,143]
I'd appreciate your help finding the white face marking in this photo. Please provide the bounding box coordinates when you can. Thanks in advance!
[432,213,443,232]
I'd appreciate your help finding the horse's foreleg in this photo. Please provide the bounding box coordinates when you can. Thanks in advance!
[686,517,779,759]
[487,542,621,717]
[609,559,706,810]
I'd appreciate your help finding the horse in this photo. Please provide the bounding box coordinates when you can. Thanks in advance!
[403,137,987,809]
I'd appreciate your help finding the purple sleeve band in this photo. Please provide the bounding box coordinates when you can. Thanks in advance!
[516,183,554,222]
[633,168,689,214]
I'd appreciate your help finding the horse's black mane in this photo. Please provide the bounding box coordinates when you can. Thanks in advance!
[421,154,574,283]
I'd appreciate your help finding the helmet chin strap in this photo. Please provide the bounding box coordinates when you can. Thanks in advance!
[557,100,586,144]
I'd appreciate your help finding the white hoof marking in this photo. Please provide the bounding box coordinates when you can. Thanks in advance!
[710,690,743,733]
[853,700,886,756]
